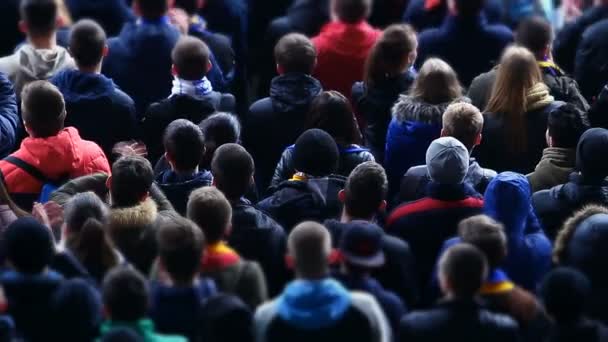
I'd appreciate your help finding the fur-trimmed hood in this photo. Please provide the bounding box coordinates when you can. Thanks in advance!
[391,95,469,124]
[554,205,608,264]
[109,198,158,230]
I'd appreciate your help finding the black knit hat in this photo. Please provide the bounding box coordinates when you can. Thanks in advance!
[4,217,54,274]
[576,128,608,182]
[293,129,339,177]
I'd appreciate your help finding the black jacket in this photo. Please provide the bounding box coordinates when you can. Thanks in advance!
[257,175,346,233]
[243,73,323,194]
[51,69,138,158]
[229,198,289,296]
[399,299,520,342]
[143,93,235,163]
[155,170,213,216]
[0,0,21,57]
[575,18,608,101]
[589,84,608,128]
[65,0,135,37]
[402,0,503,32]
[545,320,608,342]
[270,144,374,190]
[475,102,561,174]
[351,72,415,163]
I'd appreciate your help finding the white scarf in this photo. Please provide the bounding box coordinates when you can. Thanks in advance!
[170,77,213,99]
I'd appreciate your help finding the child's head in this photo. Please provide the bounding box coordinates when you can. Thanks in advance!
[21,80,66,138]
[187,187,232,244]
[109,156,155,208]
[364,24,417,87]
[19,0,58,39]
[164,119,205,173]
[306,91,362,146]
[458,215,507,270]
[4,217,55,274]
[274,33,317,75]
[157,215,205,285]
[134,0,169,19]
[69,19,107,70]
[332,0,373,23]
[211,144,254,201]
[102,267,149,322]
[172,36,211,81]
[293,129,340,177]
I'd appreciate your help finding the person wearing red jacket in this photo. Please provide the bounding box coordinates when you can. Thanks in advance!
[312,0,381,125]
[0,81,110,209]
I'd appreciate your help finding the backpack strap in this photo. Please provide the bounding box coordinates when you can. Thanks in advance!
[3,156,50,184]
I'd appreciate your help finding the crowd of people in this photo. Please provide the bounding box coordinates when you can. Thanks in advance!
[0,0,606,341]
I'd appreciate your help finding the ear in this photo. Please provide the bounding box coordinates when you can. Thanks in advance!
[18,21,27,34]
[105,175,112,190]
[224,223,232,238]
[474,133,482,146]
[407,50,417,66]
[197,0,206,9]
[378,200,387,212]
[23,122,33,137]
[338,189,346,203]
[206,60,213,73]
[546,129,553,147]
[276,64,284,75]
[139,191,150,202]
[171,64,178,77]
[56,16,64,28]
[440,129,447,137]
[102,45,109,58]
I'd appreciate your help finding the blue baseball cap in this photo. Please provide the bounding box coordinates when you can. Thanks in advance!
[339,221,385,268]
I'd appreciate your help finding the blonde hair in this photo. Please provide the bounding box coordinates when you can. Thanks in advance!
[485,46,543,153]
[410,58,462,104]
[442,102,484,150]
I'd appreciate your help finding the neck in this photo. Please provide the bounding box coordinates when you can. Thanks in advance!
[340,210,374,223]
[296,270,328,281]
[78,63,102,74]
[28,33,56,50]
[173,167,199,176]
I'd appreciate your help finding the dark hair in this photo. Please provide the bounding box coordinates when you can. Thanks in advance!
[172,36,211,80]
[199,113,241,166]
[4,217,55,274]
[293,129,340,176]
[21,81,66,138]
[458,215,507,269]
[174,0,200,15]
[454,0,485,17]
[20,0,57,36]
[516,16,552,57]
[540,267,591,323]
[307,91,362,145]
[548,103,590,149]
[110,156,155,208]
[102,267,149,322]
[69,19,107,68]
[344,162,387,219]
[334,0,373,23]
[211,144,254,200]
[187,187,232,243]
[51,279,102,341]
[157,215,205,284]
[164,119,205,171]
[439,243,488,297]
[64,192,118,282]
[135,0,168,19]
[364,24,417,87]
[274,33,317,74]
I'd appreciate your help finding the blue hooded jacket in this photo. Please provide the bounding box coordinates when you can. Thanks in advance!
[0,72,19,158]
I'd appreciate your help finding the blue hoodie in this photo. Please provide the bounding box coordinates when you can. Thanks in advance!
[155,170,213,215]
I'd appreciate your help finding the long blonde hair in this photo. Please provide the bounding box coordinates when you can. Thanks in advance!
[410,58,462,104]
[485,46,543,154]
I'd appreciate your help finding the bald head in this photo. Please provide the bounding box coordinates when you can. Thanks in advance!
[288,222,332,279]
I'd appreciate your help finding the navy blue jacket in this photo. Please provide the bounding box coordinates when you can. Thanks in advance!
[65,0,135,37]
[402,0,503,31]
[416,15,513,86]
[155,170,213,216]
[51,69,138,158]
[0,73,19,158]
[574,18,608,101]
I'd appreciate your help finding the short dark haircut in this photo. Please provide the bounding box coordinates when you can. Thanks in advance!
[69,19,107,68]
[211,144,254,200]
[439,243,488,297]
[548,103,590,148]
[172,36,211,80]
[5,217,55,274]
[164,119,205,171]
[516,16,553,57]
[174,0,200,15]
[102,267,148,322]
[199,113,241,169]
[459,215,507,269]
[274,33,317,74]
[135,0,168,19]
[454,0,485,17]
[110,156,155,208]
[20,0,57,36]
[157,215,205,284]
[334,0,373,23]
[307,91,362,145]
[344,162,388,219]
[21,81,66,138]
[187,187,232,243]
[540,267,591,323]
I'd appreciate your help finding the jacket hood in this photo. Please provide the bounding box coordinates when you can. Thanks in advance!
[565,213,608,285]
[558,173,608,205]
[117,21,179,54]
[277,278,351,329]
[51,69,116,102]
[536,147,576,170]
[392,95,466,124]
[316,21,380,59]
[554,205,608,264]
[270,73,322,113]
[576,128,608,183]
[483,172,532,236]
[155,170,213,191]
[15,45,73,82]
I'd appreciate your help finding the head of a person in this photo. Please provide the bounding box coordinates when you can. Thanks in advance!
[575,128,608,184]
[211,143,254,200]
[540,267,591,324]
[486,46,543,153]
[448,0,485,17]
[483,172,533,234]
[172,36,212,81]
[19,0,58,38]
[293,129,340,177]
[274,33,317,75]
[459,215,507,269]
[134,0,168,19]
[547,103,589,149]
[174,0,205,15]
[51,279,102,341]
[109,156,155,208]
[306,91,362,146]
[69,19,107,70]
[4,217,55,274]
[340,221,385,273]
[554,205,608,265]
[199,113,241,168]
[516,16,553,60]
[411,58,462,104]
[288,221,332,279]
[333,0,373,23]
[102,267,149,322]
[187,187,232,245]
[365,24,417,87]
[340,161,388,220]
[438,243,488,298]
[21,80,66,138]
[441,102,484,151]
[157,215,205,285]
[425,137,470,186]
[164,119,205,173]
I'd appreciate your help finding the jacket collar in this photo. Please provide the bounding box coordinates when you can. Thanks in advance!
[442,14,486,32]
[426,181,481,201]
[109,198,158,229]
